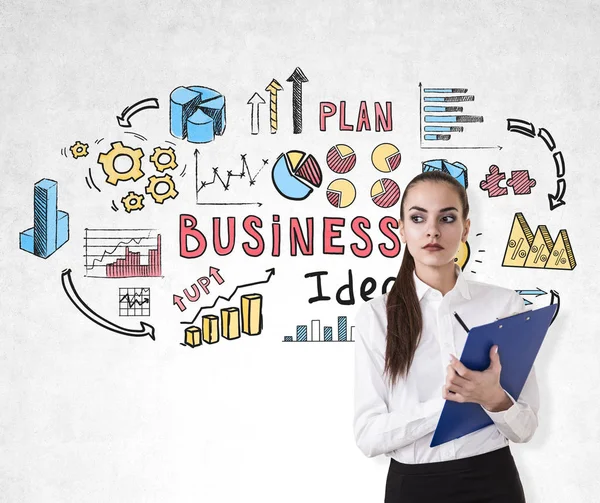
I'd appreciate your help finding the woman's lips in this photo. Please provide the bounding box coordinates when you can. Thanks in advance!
[423,245,443,251]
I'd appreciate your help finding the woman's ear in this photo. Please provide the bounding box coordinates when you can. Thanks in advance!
[398,219,405,243]
[462,218,470,242]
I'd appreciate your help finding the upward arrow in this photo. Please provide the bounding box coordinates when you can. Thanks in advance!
[247,92,266,135]
[286,67,309,134]
[265,79,283,134]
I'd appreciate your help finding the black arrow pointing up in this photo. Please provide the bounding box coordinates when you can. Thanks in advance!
[286,67,309,134]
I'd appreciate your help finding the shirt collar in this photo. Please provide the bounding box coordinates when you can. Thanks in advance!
[413,263,471,301]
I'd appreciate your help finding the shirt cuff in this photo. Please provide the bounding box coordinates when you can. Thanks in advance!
[482,389,519,425]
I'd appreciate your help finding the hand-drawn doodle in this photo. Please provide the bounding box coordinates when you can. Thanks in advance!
[145,174,179,204]
[326,179,356,208]
[286,67,309,134]
[283,315,355,342]
[119,287,150,316]
[19,178,69,259]
[326,144,357,174]
[121,191,145,213]
[265,79,283,134]
[247,92,266,135]
[420,84,498,149]
[170,86,226,143]
[506,170,537,195]
[422,159,468,188]
[85,167,101,193]
[70,141,89,158]
[183,293,263,347]
[179,214,401,259]
[507,118,566,210]
[173,266,225,312]
[61,268,155,340]
[197,153,268,194]
[371,143,401,172]
[480,165,508,197]
[150,146,177,172]
[181,268,274,325]
[320,101,393,132]
[111,200,119,212]
[84,228,162,278]
[304,270,396,305]
[97,141,145,185]
[503,213,576,270]
[272,150,322,200]
[116,98,160,128]
[455,241,470,270]
[371,178,400,208]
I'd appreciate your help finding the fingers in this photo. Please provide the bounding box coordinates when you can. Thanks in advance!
[442,386,465,402]
[449,355,472,378]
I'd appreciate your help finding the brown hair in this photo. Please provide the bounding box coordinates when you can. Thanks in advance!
[384,170,469,388]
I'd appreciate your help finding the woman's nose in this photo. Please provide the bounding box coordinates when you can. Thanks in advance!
[427,225,440,237]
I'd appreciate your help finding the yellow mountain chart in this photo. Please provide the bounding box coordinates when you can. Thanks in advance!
[502,213,576,270]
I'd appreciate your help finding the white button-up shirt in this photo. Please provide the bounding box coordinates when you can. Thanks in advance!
[353,263,539,463]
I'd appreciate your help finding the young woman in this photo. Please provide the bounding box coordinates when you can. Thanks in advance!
[353,170,538,502]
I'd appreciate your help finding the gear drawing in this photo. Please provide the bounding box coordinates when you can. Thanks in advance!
[145,173,178,204]
[121,191,145,213]
[150,146,178,172]
[97,141,144,185]
[70,141,89,158]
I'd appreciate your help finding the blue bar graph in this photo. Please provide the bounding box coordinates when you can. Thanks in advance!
[19,179,69,259]
[284,316,354,342]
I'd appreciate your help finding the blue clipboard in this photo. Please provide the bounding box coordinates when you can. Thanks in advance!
[430,303,558,447]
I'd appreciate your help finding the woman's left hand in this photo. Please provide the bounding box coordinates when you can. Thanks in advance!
[442,345,512,411]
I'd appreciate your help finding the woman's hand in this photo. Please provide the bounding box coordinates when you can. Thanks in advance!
[442,345,513,412]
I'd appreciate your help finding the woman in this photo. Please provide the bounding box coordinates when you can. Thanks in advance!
[353,170,538,502]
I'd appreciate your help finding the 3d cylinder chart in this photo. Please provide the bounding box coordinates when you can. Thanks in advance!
[184,293,263,347]
[170,86,226,143]
[19,178,69,259]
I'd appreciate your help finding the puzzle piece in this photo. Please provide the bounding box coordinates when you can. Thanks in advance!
[479,165,508,197]
[507,170,537,195]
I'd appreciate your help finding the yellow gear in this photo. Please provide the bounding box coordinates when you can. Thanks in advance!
[97,141,144,185]
[70,141,89,158]
[145,174,178,204]
[121,191,145,213]
[150,146,178,172]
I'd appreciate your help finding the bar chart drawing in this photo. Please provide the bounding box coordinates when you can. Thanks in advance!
[183,293,263,347]
[84,228,162,278]
[283,316,355,342]
[419,85,489,149]
[19,178,69,259]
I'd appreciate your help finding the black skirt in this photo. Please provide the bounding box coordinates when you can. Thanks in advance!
[384,446,526,503]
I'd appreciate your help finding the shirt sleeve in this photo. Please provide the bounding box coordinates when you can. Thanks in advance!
[481,291,540,443]
[353,301,444,458]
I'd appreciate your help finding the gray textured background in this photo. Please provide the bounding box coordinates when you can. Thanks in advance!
[1,1,599,501]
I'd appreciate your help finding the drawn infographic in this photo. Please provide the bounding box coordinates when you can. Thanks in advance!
[17,73,569,352]
[19,179,69,259]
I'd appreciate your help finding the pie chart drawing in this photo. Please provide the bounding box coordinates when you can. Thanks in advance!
[272,150,323,201]
[326,144,357,174]
[326,179,356,208]
[372,143,401,173]
[371,178,400,208]
[170,86,226,144]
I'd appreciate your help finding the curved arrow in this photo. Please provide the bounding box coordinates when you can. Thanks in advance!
[117,98,160,128]
[549,289,560,325]
[548,178,566,210]
[61,268,155,340]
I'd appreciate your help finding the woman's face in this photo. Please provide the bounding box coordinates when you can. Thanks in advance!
[398,181,470,270]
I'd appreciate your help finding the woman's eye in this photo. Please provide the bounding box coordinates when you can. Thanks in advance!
[411,215,423,223]
[442,215,455,223]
